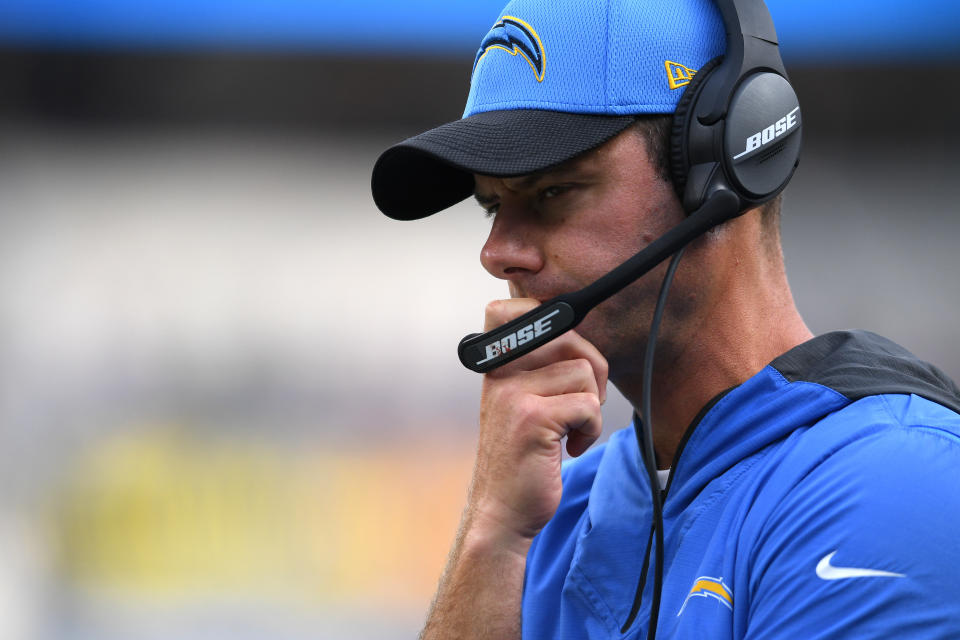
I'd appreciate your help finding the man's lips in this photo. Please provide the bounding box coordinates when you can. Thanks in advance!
[511,284,576,303]
[510,288,548,302]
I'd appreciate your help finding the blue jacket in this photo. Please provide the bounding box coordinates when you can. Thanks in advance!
[523,331,960,639]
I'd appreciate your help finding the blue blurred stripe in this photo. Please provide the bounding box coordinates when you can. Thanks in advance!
[0,0,503,52]
[0,0,957,60]
[769,0,960,62]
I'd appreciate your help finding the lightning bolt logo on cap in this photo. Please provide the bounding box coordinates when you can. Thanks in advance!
[473,16,546,83]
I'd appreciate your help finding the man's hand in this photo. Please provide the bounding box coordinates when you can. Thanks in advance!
[469,298,608,542]
[420,298,607,640]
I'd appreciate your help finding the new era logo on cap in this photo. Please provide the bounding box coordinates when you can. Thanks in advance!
[665,60,698,90]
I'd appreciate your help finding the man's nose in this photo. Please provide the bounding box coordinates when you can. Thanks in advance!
[479,206,544,281]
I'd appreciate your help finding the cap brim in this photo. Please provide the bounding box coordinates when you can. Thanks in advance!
[372,110,635,220]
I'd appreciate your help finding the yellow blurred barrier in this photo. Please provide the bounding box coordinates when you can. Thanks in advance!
[52,428,474,610]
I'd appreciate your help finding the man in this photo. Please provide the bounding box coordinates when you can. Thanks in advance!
[371,0,960,638]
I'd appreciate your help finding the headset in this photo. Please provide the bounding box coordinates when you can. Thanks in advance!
[457,1,800,637]
[672,0,801,214]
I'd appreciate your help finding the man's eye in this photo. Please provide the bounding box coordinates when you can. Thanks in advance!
[540,185,570,200]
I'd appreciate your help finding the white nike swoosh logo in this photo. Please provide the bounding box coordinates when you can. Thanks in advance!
[816,551,906,580]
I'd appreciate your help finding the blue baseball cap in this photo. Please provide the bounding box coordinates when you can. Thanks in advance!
[372,0,725,220]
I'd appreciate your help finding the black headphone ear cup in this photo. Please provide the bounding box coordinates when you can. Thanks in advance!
[669,56,723,201]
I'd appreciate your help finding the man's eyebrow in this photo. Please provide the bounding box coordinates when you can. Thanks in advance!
[473,174,539,205]
[504,173,545,189]
[473,163,591,205]
[507,163,593,189]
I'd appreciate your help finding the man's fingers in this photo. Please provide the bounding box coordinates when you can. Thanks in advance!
[483,298,540,332]
[510,337,609,403]
[535,393,603,456]
[483,298,609,403]
[514,358,600,399]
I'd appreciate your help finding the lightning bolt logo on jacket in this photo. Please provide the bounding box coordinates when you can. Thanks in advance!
[677,576,733,616]
[474,16,546,83]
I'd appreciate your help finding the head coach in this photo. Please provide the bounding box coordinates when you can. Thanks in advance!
[371,0,960,638]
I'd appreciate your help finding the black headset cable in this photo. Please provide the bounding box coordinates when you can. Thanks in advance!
[620,245,688,637]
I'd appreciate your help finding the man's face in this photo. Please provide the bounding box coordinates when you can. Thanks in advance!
[473,127,702,373]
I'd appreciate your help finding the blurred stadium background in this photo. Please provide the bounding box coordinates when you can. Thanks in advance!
[0,1,958,638]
